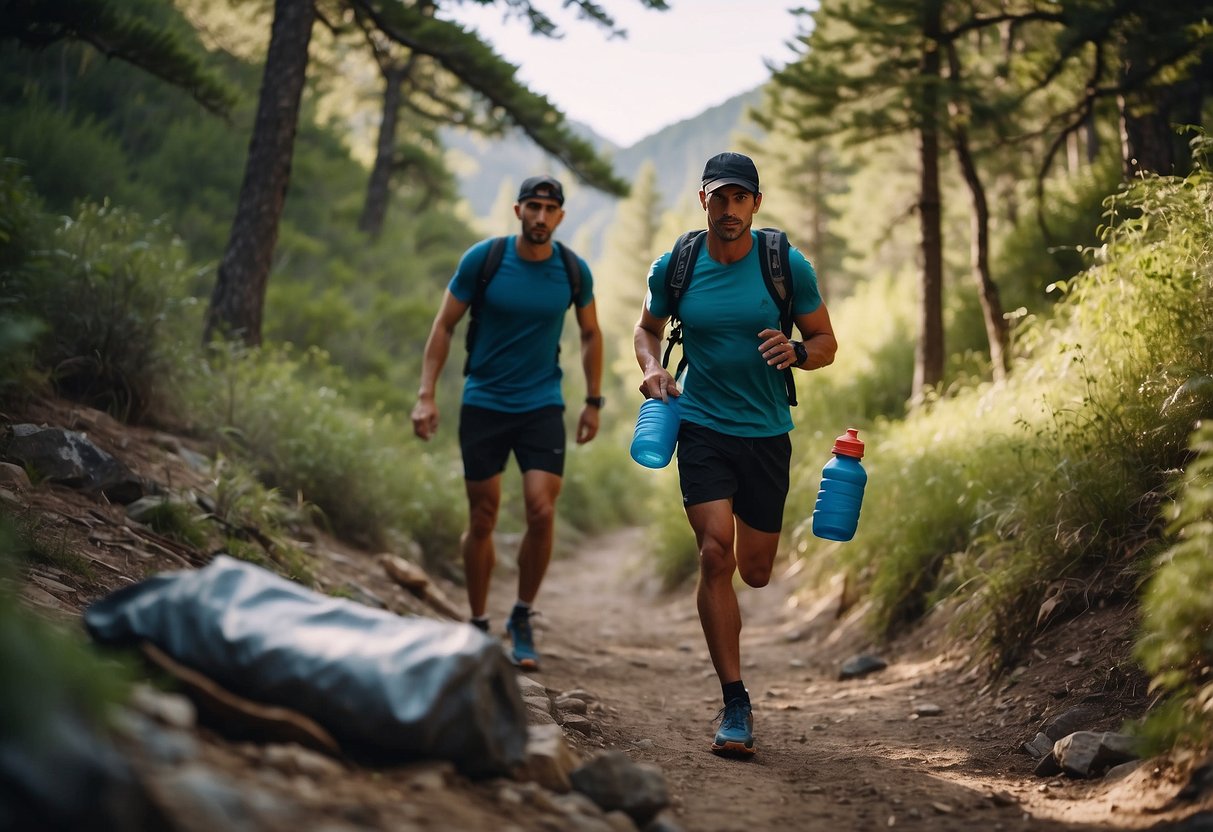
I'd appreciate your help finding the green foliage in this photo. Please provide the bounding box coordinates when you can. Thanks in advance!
[1,503,94,577]
[992,152,1123,317]
[0,98,139,210]
[184,344,467,562]
[206,456,316,586]
[788,147,1213,663]
[140,500,210,549]
[1135,421,1213,750]
[0,518,133,745]
[560,435,653,535]
[3,190,202,420]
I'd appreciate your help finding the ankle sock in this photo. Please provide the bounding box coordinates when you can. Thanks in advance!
[470,616,490,632]
[510,601,531,621]
[722,680,748,705]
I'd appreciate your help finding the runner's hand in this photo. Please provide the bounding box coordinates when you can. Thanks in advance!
[411,398,439,441]
[576,406,599,444]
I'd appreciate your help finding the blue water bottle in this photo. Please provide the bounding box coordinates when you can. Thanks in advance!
[630,397,681,469]
[811,428,867,541]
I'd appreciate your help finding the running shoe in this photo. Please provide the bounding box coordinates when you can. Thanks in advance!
[505,610,540,670]
[711,698,755,756]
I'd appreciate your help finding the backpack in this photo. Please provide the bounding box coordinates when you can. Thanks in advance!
[463,236,583,376]
[661,227,798,406]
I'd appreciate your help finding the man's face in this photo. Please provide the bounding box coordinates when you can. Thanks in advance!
[515,197,564,245]
[700,185,761,243]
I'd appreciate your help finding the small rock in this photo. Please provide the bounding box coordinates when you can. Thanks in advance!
[839,654,888,680]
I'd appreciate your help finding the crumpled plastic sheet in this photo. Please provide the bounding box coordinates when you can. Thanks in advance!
[84,555,527,776]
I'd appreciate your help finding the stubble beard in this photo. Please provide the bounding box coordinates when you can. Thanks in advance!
[710,216,751,243]
[523,224,551,245]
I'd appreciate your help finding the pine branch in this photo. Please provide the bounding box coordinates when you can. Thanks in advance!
[350,0,630,196]
[0,0,237,117]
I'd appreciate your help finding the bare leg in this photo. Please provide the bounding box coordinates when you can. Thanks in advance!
[516,469,562,604]
[686,499,742,683]
[462,475,501,618]
[685,501,781,684]
[734,517,779,589]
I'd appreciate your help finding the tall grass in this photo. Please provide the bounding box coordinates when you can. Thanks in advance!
[1136,421,1213,750]
[785,137,1213,663]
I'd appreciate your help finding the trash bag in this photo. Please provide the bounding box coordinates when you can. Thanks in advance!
[83,556,527,777]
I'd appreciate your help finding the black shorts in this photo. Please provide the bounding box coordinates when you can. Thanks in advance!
[459,405,566,481]
[676,422,791,534]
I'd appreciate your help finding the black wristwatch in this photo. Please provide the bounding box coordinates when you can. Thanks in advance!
[585,396,606,409]
[791,340,808,368]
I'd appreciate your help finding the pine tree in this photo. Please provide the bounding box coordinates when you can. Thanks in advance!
[204,0,670,345]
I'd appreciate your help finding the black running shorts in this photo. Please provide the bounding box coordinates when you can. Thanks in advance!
[676,422,791,533]
[459,404,566,481]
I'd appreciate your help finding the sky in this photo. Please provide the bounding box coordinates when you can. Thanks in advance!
[445,1,811,148]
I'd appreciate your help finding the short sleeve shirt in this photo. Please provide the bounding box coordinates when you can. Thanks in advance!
[450,237,593,413]
[645,230,821,437]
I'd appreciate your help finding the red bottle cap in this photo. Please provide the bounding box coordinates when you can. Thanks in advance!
[832,428,864,459]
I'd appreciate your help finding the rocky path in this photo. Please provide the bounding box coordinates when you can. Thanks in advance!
[5,397,1208,831]
[491,527,1194,831]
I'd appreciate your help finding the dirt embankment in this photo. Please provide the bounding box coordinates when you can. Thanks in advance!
[4,397,1212,831]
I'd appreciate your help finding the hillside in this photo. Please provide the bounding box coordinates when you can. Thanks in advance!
[4,395,1213,830]
[443,87,765,257]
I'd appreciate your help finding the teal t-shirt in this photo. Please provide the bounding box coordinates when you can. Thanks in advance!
[645,230,821,437]
[450,237,593,413]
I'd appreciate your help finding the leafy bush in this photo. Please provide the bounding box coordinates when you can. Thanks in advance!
[1136,421,1213,750]
[183,344,467,561]
[786,141,1213,662]
[0,163,202,420]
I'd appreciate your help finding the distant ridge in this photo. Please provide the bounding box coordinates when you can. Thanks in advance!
[442,86,766,257]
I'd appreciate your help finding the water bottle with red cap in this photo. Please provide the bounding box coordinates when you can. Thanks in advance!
[811,428,867,541]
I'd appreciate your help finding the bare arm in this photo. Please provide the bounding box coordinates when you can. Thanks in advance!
[634,305,679,401]
[410,290,468,440]
[757,302,838,371]
[794,302,838,370]
[574,299,603,444]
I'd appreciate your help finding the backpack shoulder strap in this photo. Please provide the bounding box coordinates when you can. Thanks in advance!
[664,230,706,319]
[756,228,799,406]
[463,236,508,376]
[472,236,508,307]
[661,230,706,372]
[554,241,583,308]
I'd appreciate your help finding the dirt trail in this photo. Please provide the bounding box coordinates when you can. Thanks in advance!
[5,396,1206,831]
[491,527,1193,832]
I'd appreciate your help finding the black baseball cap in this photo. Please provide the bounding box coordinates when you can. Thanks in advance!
[517,175,565,206]
[701,152,760,195]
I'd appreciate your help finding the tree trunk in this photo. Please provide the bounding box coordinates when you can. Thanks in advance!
[1118,56,1205,178]
[946,42,1008,382]
[913,0,945,404]
[203,0,315,346]
[358,64,406,238]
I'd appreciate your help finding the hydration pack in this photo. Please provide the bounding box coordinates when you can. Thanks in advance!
[463,236,583,376]
[661,227,798,406]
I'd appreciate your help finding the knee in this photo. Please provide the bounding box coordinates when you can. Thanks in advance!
[467,501,499,538]
[738,561,772,588]
[524,499,556,530]
[698,538,736,581]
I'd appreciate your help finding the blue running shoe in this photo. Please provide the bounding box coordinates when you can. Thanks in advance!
[505,610,540,670]
[711,698,755,756]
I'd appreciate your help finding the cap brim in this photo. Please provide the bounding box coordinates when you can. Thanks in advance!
[702,176,759,194]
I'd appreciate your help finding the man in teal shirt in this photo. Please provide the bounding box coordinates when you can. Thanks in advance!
[412,175,604,670]
[634,152,838,756]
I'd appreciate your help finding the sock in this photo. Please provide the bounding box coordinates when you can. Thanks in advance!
[470,616,490,632]
[511,601,532,620]
[722,680,748,706]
